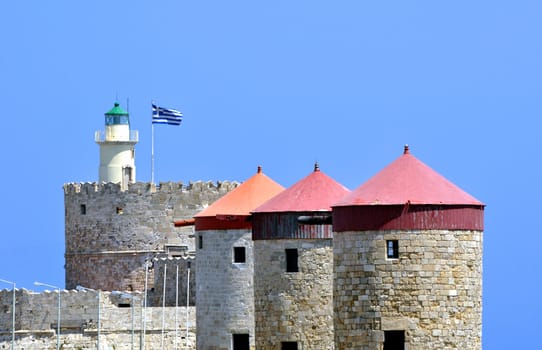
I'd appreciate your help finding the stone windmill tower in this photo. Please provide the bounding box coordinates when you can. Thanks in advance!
[332,146,484,350]
[252,163,350,350]
[194,166,284,350]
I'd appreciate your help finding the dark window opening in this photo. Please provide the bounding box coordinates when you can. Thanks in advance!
[117,303,131,308]
[281,341,298,350]
[387,240,399,259]
[198,235,203,249]
[123,167,133,184]
[384,330,405,350]
[285,249,299,272]
[116,207,123,215]
[80,204,86,215]
[233,333,249,350]
[233,247,246,263]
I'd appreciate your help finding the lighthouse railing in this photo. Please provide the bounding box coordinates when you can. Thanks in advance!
[95,130,139,143]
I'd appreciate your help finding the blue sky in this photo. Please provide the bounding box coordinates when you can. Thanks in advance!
[0,1,540,348]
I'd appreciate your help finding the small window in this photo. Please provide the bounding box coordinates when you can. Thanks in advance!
[198,235,203,249]
[386,240,399,259]
[233,333,249,350]
[384,330,405,350]
[285,249,299,272]
[123,167,133,184]
[281,341,298,350]
[116,207,124,215]
[117,303,131,308]
[80,204,86,215]
[233,247,246,263]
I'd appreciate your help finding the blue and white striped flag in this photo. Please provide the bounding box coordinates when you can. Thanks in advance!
[152,104,183,125]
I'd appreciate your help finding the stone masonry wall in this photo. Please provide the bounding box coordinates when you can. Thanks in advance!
[254,239,334,350]
[333,230,483,350]
[64,180,237,291]
[196,229,255,350]
[0,289,196,350]
[151,256,196,307]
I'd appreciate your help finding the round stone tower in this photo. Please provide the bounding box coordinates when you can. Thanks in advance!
[96,102,138,189]
[252,163,350,350]
[332,146,485,350]
[194,166,284,350]
[64,181,236,291]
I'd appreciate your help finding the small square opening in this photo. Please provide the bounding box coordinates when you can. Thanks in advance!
[285,249,299,272]
[233,333,249,350]
[386,240,399,259]
[281,341,298,350]
[116,207,124,215]
[384,330,405,350]
[233,247,246,263]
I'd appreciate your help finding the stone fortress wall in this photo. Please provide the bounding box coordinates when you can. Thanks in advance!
[64,180,238,292]
[0,180,237,350]
[0,288,196,350]
[150,256,196,308]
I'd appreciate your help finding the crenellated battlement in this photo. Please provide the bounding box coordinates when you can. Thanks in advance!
[63,180,239,196]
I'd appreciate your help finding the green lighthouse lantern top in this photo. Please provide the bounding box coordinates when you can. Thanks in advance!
[105,102,130,125]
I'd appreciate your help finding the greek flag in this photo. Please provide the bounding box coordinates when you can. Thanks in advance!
[152,104,183,125]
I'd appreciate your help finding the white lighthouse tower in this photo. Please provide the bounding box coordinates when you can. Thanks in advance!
[95,102,138,189]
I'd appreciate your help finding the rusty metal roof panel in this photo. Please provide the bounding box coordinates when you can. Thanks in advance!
[333,204,484,231]
[252,212,334,240]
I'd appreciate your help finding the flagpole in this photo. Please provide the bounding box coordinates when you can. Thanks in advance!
[151,102,182,185]
[151,102,155,184]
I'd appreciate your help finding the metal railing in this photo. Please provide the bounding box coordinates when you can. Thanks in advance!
[95,130,139,143]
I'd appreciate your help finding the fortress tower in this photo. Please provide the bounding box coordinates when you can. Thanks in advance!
[332,146,484,349]
[96,102,138,189]
[194,166,284,350]
[64,102,237,291]
[252,164,350,350]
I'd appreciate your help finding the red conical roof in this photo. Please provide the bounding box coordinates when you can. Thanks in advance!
[194,166,284,229]
[335,145,483,207]
[253,163,350,213]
